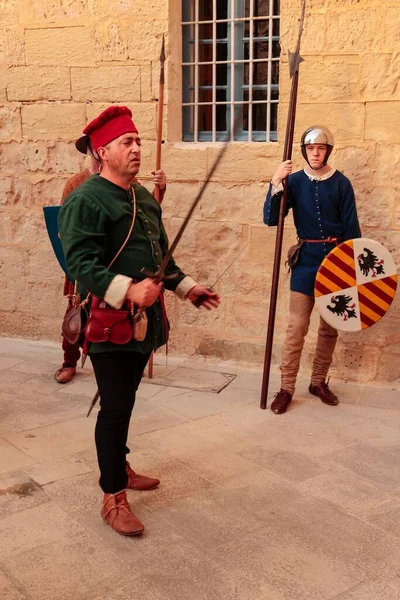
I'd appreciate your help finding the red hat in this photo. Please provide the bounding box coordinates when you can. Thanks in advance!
[83,106,138,152]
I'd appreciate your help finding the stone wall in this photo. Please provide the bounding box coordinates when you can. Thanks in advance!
[0,0,399,385]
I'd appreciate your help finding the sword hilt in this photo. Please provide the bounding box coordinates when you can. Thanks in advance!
[193,287,215,308]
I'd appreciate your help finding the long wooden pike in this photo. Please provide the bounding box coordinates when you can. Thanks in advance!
[148,34,166,379]
[153,34,166,205]
[260,0,306,410]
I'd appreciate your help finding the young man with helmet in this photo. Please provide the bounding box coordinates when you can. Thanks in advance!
[263,126,361,415]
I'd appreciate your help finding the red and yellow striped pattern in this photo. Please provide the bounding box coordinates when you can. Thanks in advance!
[358,276,398,329]
[315,240,357,298]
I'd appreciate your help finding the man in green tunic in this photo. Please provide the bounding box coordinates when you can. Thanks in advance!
[59,106,220,536]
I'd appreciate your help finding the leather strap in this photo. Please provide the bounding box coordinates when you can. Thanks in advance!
[80,187,137,307]
[305,236,340,244]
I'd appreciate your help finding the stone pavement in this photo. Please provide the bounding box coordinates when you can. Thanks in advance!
[0,337,399,600]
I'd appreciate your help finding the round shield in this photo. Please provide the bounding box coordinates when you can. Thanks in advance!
[315,238,398,332]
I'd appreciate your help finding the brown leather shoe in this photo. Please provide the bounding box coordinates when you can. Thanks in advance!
[126,461,160,491]
[101,490,144,536]
[309,381,339,406]
[271,389,293,414]
[54,367,76,384]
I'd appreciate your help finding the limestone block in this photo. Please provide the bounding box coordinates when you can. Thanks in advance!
[376,347,400,383]
[47,142,85,174]
[249,226,279,264]
[92,20,129,62]
[325,9,383,53]
[160,181,201,219]
[178,297,226,329]
[215,259,279,300]
[226,297,270,336]
[9,209,46,245]
[25,28,95,67]
[71,65,141,102]
[194,181,269,224]
[206,143,280,183]
[0,106,21,141]
[373,145,400,186]
[94,0,168,18]
[356,186,394,230]
[0,208,12,242]
[15,280,63,317]
[365,102,400,143]
[127,19,168,61]
[0,72,7,103]
[333,144,374,191]
[0,176,32,206]
[159,143,208,180]
[140,62,154,102]
[333,339,380,383]
[279,103,365,143]
[21,104,86,141]
[396,191,400,228]
[324,0,376,6]
[384,8,400,52]
[0,142,48,174]
[285,56,360,104]
[0,245,29,278]
[0,27,25,67]
[169,218,250,280]
[0,0,19,18]
[26,244,67,282]
[30,174,69,207]
[0,310,62,339]
[280,12,325,54]
[360,54,400,101]
[18,0,90,25]
[6,67,71,102]
[196,335,265,362]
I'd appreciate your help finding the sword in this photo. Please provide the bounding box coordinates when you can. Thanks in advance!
[86,390,100,417]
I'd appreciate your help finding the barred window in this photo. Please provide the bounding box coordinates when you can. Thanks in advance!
[182,0,280,142]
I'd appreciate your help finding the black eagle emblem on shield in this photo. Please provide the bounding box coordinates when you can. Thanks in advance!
[327,295,357,321]
[357,247,385,278]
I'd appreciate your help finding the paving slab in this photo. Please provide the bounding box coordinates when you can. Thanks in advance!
[0,502,84,559]
[333,578,400,599]
[0,337,399,600]
[2,536,134,600]
[0,569,29,600]
[24,453,93,486]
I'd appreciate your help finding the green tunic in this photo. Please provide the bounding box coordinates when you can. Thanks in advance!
[58,175,186,354]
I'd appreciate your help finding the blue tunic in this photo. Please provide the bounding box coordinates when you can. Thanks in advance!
[263,170,361,296]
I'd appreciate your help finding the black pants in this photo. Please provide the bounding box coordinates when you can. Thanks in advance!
[90,351,150,494]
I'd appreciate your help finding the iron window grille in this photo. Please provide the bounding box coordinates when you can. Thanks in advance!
[182,0,280,142]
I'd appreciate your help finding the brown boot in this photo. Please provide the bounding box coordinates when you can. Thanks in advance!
[126,461,160,491]
[54,366,76,384]
[271,390,293,414]
[101,490,144,536]
[309,381,339,406]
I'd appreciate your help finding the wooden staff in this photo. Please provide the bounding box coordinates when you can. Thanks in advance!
[148,34,166,379]
[260,0,306,409]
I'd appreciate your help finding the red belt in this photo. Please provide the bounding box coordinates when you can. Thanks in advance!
[305,236,340,245]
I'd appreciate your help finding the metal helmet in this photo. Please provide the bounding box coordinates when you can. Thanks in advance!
[301,126,334,169]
